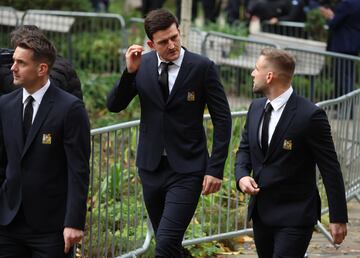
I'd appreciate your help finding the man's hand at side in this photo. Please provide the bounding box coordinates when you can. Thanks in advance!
[238,176,260,195]
[330,223,347,245]
[202,175,222,195]
[63,227,84,254]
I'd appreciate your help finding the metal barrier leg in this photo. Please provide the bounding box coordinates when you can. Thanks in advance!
[117,219,154,258]
[356,194,360,203]
[315,221,337,247]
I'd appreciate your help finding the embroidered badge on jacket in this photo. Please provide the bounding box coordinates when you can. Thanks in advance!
[283,139,292,150]
[42,134,52,144]
[187,91,195,102]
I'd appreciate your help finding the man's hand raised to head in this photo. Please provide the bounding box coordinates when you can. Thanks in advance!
[126,45,144,73]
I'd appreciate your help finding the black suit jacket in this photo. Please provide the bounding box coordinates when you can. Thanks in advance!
[107,49,232,178]
[0,83,90,232]
[235,92,348,226]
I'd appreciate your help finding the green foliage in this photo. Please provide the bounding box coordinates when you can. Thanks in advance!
[71,30,124,73]
[2,0,91,11]
[83,140,145,257]
[79,71,141,129]
[305,9,328,41]
[186,242,221,258]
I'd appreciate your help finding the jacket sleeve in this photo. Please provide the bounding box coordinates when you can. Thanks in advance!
[306,108,348,223]
[63,100,91,230]
[204,61,232,179]
[234,103,253,191]
[107,69,138,112]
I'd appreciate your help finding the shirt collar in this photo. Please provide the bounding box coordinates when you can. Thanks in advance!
[22,79,51,104]
[266,86,293,111]
[157,47,185,68]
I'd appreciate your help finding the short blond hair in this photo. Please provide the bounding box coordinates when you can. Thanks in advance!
[261,48,295,83]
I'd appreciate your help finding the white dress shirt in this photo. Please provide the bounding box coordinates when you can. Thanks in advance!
[22,79,51,123]
[259,86,294,147]
[157,47,185,93]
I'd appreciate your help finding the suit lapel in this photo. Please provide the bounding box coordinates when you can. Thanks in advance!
[22,85,55,158]
[167,50,193,104]
[12,90,25,154]
[250,99,267,158]
[264,92,297,161]
[148,51,166,105]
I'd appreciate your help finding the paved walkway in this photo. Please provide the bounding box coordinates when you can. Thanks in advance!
[216,197,360,258]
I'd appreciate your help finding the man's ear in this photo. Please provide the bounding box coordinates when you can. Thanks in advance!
[37,63,49,77]
[266,71,274,84]
[147,40,154,49]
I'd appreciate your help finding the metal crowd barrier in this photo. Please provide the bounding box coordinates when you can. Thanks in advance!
[0,6,19,47]
[261,20,328,41]
[21,10,127,73]
[201,31,277,108]
[317,89,360,203]
[285,48,360,102]
[82,89,360,257]
[200,31,360,108]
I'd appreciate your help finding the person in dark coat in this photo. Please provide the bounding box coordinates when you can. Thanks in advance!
[320,0,360,97]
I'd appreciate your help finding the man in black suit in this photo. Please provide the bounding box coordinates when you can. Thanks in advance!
[235,48,348,258]
[0,29,90,257]
[107,9,232,258]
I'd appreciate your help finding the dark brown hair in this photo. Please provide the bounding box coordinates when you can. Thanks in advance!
[10,25,45,48]
[17,35,56,71]
[261,48,295,83]
[144,9,179,41]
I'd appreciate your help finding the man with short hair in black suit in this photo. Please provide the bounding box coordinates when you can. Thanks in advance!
[107,9,232,258]
[235,48,348,258]
[0,27,90,258]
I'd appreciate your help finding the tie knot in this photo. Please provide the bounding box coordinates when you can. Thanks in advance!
[26,95,34,105]
[160,62,173,72]
[265,102,273,113]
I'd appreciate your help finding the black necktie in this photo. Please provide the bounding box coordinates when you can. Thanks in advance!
[23,95,34,139]
[158,62,173,101]
[261,102,273,155]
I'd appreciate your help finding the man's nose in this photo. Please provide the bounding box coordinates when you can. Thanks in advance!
[10,62,17,72]
[168,40,175,49]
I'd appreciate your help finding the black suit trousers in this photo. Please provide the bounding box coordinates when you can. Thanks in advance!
[139,157,203,258]
[252,210,313,258]
[0,207,73,258]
